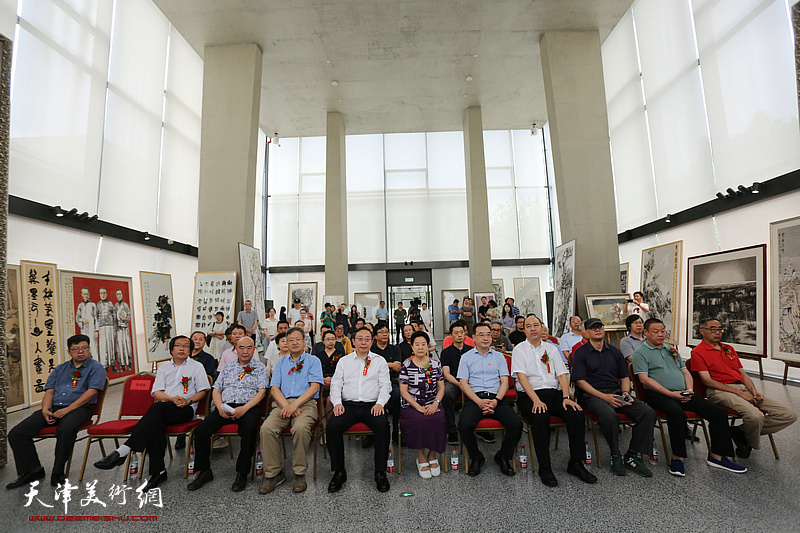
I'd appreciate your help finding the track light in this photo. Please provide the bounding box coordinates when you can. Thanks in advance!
[665,214,672,223]
[751,182,760,193]
[66,208,78,217]
[715,192,725,200]
[53,205,65,217]
[143,232,151,241]
[738,185,749,194]
[88,215,98,222]
[726,188,736,197]
[77,212,90,221]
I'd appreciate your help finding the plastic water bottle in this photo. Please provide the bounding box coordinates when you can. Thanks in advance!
[387,449,395,473]
[255,450,264,476]
[651,438,659,462]
[584,441,592,465]
[188,450,195,475]
[519,444,528,472]
[129,451,138,476]
[450,447,459,471]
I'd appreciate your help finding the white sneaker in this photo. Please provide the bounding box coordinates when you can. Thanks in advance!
[429,459,441,477]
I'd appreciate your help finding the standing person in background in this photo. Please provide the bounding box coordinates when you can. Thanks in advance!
[420,303,432,333]
[461,298,475,336]
[263,308,279,346]
[376,301,390,323]
[478,296,489,322]
[349,305,360,334]
[485,300,501,322]
[300,308,315,344]
[279,306,287,322]
[448,299,461,326]
[501,303,515,335]
[320,303,335,331]
[287,298,303,326]
[237,300,260,341]
[335,304,350,337]
[394,302,407,344]
[627,292,650,320]
[209,312,229,358]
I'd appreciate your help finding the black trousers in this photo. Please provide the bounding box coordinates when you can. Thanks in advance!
[9,404,93,476]
[579,392,656,457]
[645,390,734,458]
[442,382,461,435]
[517,389,585,468]
[193,404,262,474]
[458,397,522,461]
[326,401,390,473]
[125,402,194,475]
[389,382,401,439]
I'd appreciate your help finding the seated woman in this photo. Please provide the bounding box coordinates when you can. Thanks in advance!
[399,331,446,479]
[620,314,645,363]
[398,323,415,360]
[316,330,344,387]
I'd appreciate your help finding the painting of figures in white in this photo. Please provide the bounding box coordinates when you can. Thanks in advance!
[553,240,576,337]
[640,241,682,344]
[513,277,543,323]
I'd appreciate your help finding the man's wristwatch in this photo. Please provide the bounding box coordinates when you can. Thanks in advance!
[494,396,501,402]
[562,396,570,400]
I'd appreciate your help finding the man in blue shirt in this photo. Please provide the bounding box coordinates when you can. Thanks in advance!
[7,334,106,489]
[457,323,522,477]
[375,300,390,322]
[259,327,323,494]
[448,299,461,324]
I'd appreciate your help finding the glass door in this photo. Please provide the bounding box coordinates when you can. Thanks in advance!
[387,284,433,343]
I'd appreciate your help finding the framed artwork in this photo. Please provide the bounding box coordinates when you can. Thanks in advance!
[513,277,543,320]
[20,260,62,405]
[354,292,382,324]
[585,293,630,331]
[620,262,629,293]
[60,270,139,384]
[323,295,346,308]
[442,289,469,326]
[139,271,176,363]
[640,240,683,344]
[687,245,766,357]
[771,216,800,363]
[288,282,318,323]
[553,239,576,337]
[6,265,28,411]
[492,279,505,306]
[192,271,237,333]
[238,243,267,332]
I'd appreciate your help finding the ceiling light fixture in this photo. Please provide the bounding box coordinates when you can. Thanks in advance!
[273,133,280,147]
[751,182,760,193]
[53,205,65,217]
[665,214,672,223]
[531,123,539,136]
[715,192,725,200]
[143,232,151,241]
[726,188,736,197]
[66,208,78,217]
[738,185,749,194]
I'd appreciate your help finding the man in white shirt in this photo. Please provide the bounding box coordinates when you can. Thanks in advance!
[287,298,303,326]
[263,320,290,374]
[559,315,583,365]
[326,327,391,493]
[511,315,596,487]
[217,324,247,373]
[627,291,650,320]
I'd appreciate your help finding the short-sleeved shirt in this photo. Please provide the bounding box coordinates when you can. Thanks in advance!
[47,357,106,407]
[620,334,645,359]
[632,341,686,392]
[491,336,512,353]
[571,342,628,391]
[456,348,508,395]
[371,342,402,381]
[460,305,475,324]
[376,307,390,321]
[270,353,324,399]
[397,341,413,361]
[448,305,460,321]
[442,335,475,350]
[394,309,407,325]
[214,359,269,405]
[237,310,259,330]
[690,340,743,384]
[287,307,302,326]
[440,343,472,378]
[320,311,335,329]
[153,358,211,414]
[313,347,345,378]
[192,350,218,378]
[511,340,566,391]
[399,358,443,408]
[559,331,583,354]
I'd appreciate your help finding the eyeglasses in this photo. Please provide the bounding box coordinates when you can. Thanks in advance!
[69,346,90,352]
[173,344,192,350]
[701,327,725,333]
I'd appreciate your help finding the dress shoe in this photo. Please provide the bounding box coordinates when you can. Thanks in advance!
[187,469,214,491]
[374,471,390,493]
[146,471,168,489]
[259,470,286,494]
[494,451,515,476]
[538,467,558,487]
[731,426,752,458]
[567,460,597,484]
[328,471,347,493]
[175,436,186,450]
[94,451,126,470]
[477,432,496,443]
[6,466,45,489]
[50,473,67,487]
[361,435,374,449]
[447,433,459,445]
[467,454,485,477]
[231,472,248,492]
[292,474,307,493]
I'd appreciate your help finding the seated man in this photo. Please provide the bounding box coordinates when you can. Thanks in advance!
[326,327,391,493]
[572,318,656,477]
[508,315,526,346]
[632,318,746,476]
[8,334,106,489]
[489,320,512,353]
[334,323,354,354]
[441,321,472,445]
[188,336,268,492]
[512,315,596,487]
[559,315,583,365]
[94,335,209,488]
[259,328,323,494]
[264,320,290,374]
[691,318,797,457]
[457,323,523,477]
[217,324,247,373]
[190,330,218,378]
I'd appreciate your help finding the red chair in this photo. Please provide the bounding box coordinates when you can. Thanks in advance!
[462,418,516,475]
[516,409,567,473]
[628,365,709,464]
[279,398,326,479]
[322,421,403,474]
[503,355,516,404]
[79,372,156,481]
[687,359,779,459]
[33,378,109,478]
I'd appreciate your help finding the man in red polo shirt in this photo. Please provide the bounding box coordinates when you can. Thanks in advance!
[691,318,797,458]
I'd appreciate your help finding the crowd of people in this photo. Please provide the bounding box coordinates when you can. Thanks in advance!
[6,294,796,496]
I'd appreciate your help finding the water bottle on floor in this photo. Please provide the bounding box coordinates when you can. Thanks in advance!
[584,441,592,465]
[450,447,459,472]
[651,438,659,462]
[387,449,395,473]
[188,449,195,475]
[519,444,528,473]
[129,451,138,476]
[255,450,264,476]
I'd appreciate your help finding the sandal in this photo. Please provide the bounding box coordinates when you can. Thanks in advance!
[429,459,441,477]
[416,458,432,479]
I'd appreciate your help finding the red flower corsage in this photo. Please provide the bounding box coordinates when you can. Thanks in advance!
[362,357,371,376]
[238,365,254,380]
[289,358,304,375]
[541,351,551,373]
[71,370,81,389]
[181,376,191,394]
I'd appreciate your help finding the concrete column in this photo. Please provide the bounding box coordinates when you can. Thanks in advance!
[198,44,262,274]
[463,107,493,295]
[540,31,619,317]
[324,112,348,296]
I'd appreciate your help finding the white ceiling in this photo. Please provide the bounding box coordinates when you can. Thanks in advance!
[154,0,633,137]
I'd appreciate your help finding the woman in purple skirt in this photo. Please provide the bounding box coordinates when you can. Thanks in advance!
[399,331,446,478]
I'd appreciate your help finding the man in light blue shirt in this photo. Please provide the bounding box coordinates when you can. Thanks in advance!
[259,327,323,494]
[559,315,583,365]
[457,323,522,477]
[375,301,389,322]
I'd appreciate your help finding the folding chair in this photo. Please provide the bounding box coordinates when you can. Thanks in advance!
[79,372,156,481]
[325,421,402,474]
[34,378,109,478]
[516,409,567,473]
[687,360,779,459]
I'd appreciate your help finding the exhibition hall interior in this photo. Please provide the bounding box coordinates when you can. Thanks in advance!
[2,0,800,531]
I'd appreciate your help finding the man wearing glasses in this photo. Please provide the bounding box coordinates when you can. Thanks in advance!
[95,335,210,488]
[691,318,797,458]
[7,334,106,489]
